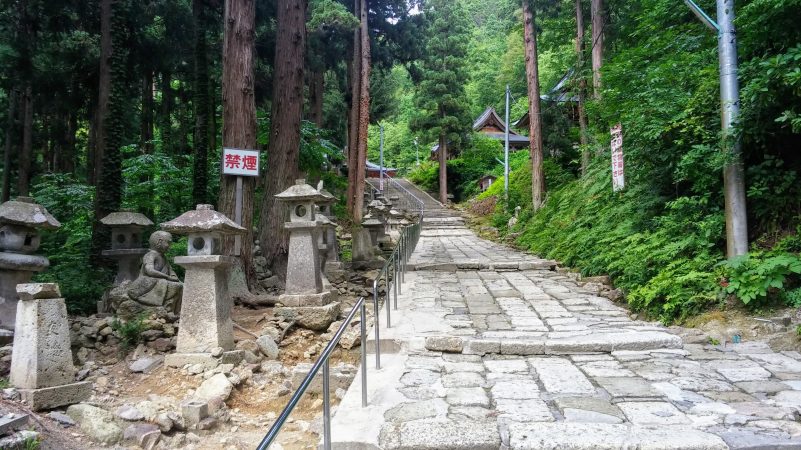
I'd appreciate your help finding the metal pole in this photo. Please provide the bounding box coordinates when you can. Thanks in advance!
[415,138,420,166]
[322,360,331,450]
[373,280,381,369]
[379,124,385,191]
[504,85,510,201]
[360,303,367,407]
[717,0,748,257]
[684,0,720,32]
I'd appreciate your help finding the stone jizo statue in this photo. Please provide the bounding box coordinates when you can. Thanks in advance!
[109,231,182,319]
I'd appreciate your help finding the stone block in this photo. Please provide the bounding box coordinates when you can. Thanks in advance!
[278,291,335,308]
[424,336,464,353]
[462,339,500,356]
[18,381,92,410]
[164,353,219,369]
[123,423,161,450]
[274,302,340,330]
[379,420,500,450]
[15,283,60,301]
[500,339,544,356]
[181,400,209,426]
[220,350,245,365]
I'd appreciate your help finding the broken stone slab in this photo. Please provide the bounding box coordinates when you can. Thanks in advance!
[164,353,219,370]
[0,413,29,434]
[274,302,341,331]
[129,355,163,373]
[66,404,123,445]
[379,420,501,450]
[507,423,728,449]
[47,411,76,427]
[123,423,161,450]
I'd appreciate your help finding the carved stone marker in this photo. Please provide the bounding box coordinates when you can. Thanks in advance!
[10,283,91,410]
[100,210,153,286]
[161,205,245,367]
[275,180,333,307]
[0,197,60,331]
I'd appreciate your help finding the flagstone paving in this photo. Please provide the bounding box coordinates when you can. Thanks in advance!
[330,198,801,449]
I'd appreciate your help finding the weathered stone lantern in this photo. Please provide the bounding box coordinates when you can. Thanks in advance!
[275,179,333,307]
[0,197,60,331]
[315,214,337,296]
[316,184,341,270]
[100,210,153,286]
[161,205,245,364]
[362,215,385,248]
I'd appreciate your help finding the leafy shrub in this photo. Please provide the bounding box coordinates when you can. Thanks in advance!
[111,314,146,350]
[719,252,801,305]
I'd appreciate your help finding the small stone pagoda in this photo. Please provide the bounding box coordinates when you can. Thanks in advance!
[161,205,245,366]
[275,180,333,307]
[0,197,60,331]
[100,210,154,286]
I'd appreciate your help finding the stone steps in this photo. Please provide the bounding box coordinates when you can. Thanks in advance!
[507,423,727,449]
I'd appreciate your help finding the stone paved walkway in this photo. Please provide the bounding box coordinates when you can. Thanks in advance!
[330,198,801,449]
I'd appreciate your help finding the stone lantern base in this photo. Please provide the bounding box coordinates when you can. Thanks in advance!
[172,255,235,354]
[10,284,91,410]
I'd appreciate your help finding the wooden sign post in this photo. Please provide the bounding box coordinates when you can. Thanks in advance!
[222,148,260,255]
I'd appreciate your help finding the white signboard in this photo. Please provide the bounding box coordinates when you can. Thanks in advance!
[222,148,260,177]
[610,124,624,192]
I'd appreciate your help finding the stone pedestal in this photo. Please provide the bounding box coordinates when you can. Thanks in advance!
[280,222,333,307]
[9,284,91,410]
[172,255,235,354]
[0,253,48,330]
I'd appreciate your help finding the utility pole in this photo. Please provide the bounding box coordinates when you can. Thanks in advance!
[379,123,385,191]
[684,0,748,258]
[504,85,510,201]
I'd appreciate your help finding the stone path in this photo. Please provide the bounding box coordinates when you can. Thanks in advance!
[329,193,801,449]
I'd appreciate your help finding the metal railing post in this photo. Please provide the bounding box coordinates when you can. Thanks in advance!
[360,303,367,407]
[323,360,331,450]
[373,280,381,369]
[393,252,399,309]
[386,268,392,329]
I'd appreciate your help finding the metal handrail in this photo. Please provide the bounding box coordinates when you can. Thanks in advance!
[259,181,426,450]
[257,296,368,450]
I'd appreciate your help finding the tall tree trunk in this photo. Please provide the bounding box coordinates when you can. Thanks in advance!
[309,69,325,128]
[259,0,306,279]
[1,90,15,202]
[590,0,604,98]
[160,71,173,154]
[193,0,210,205]
[522,0,545,210]
[353,0,370,222]
[93,0,112,185]
[220,0,257,287]
[209,75,217,156]
[576,0,590,175]
[61,111,77,173]
[178,86,191,154]
[92,0,130,265]
[17,86,33,196]
[346,0,361,218]
[140,70,154,153]
[438,133,447,204]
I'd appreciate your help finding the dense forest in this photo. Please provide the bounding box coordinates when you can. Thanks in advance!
[1,0,800,322]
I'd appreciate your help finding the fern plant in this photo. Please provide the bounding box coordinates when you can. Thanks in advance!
[720,252,801,305]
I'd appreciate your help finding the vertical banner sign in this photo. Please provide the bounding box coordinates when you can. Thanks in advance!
[610,124,624,192]
[222,148,260,255]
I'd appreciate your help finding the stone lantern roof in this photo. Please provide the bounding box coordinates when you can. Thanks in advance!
[362,216,383,227]
[316,214,334,227]
[100,210,154,227]
[161,204,246,235]
[275,179,329,203]
[0,197,61,229]
[317,188,336,205]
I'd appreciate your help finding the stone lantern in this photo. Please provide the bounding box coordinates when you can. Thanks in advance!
[316,184,341,270]
[100,210,153,286]
[0,197,60,331]
[161,205,245,364]
[315,213,337,296]
[275,179,333,307]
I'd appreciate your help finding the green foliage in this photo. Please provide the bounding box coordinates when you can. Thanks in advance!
[31,174,111,314]
[111,314,146,350]
[719,252,801,305]
[785,288,801,308]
